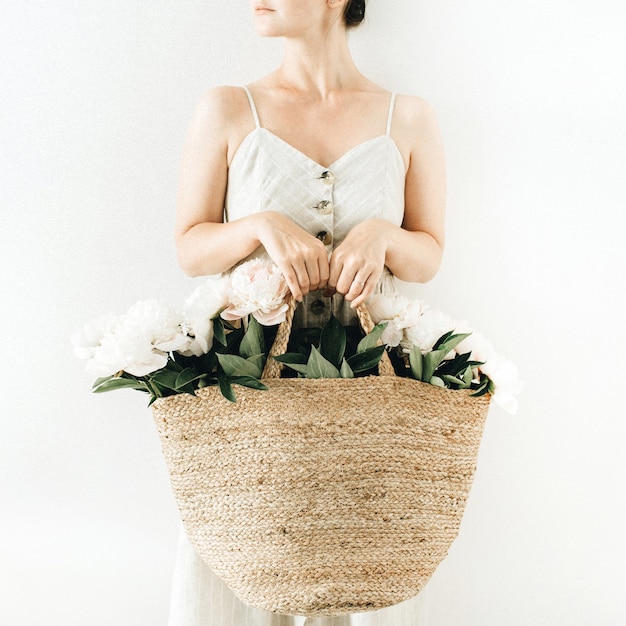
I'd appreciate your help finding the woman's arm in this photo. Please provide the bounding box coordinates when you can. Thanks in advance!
[174,87,256,275]
[328,96,446,307]
[174,87,330,301]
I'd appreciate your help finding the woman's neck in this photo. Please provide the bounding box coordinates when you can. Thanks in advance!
[275,31,364,98]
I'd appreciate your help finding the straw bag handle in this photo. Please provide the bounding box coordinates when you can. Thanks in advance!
[262,297,395,379]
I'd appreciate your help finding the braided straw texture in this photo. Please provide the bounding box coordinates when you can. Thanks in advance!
[152,376,490,616]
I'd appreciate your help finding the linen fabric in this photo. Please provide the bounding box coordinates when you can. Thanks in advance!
[168,86,428,624]
[226,86,405,328]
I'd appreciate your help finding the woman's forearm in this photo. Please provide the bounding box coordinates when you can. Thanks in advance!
[383,225,444,283]
[176,215,263,277]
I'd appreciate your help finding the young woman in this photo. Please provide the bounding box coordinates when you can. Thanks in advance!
[171,1,445,624]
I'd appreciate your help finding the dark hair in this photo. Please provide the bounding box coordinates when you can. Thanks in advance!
[343,0,366,28]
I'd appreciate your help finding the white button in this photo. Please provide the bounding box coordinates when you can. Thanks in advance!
[315,200,333,215]
[319,171,335,185]
[316,231,332,246]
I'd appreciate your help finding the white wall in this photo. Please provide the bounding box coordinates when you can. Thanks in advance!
[1,1,624,624]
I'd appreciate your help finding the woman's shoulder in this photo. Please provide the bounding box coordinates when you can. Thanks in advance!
[192,85,251,126]
[393,93,440,132]
[362,77,439,132]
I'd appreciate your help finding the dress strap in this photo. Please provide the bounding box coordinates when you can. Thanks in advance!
[386,92,397,136]
[242,85,261,129]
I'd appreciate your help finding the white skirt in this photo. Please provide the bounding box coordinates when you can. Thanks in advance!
[168,526,429,626]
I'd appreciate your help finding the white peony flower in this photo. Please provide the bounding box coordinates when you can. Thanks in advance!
[88,323,169,377]
[479,353,523,415]
[72,312,118,361]
[124,300,188,354]
[367,294,424,347]
[453,322,497,363]
[367,294,407,325]
[77,300,187,378]
[402,307,457,354]
[221,259,289,325]
[179,278,230,356]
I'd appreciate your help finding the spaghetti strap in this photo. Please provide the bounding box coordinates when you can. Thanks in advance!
[386,92,397,136]
[242,85,261,129]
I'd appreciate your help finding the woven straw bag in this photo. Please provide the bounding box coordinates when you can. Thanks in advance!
[152,300,490,616]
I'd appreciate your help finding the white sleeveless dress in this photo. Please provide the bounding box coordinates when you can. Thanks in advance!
[167,87,429,626]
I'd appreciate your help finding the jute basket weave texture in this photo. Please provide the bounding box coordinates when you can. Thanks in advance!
[152,303,490,616]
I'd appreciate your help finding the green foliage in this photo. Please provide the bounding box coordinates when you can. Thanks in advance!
[239,316,264,358]
[319,316,345,369]
[395,331,488,393]
[216,354,263,378]
[92,316,271,405]
[91,314,490,406]
[274,316,387,379]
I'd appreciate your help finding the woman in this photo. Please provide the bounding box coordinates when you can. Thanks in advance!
[171,1,445,624]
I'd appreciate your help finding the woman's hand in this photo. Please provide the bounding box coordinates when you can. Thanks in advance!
[326,219,390,308]
[256,211,330,302]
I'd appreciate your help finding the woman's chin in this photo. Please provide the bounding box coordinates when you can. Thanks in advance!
[254,27,283,38]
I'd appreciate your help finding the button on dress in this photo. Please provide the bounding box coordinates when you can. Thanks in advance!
[167,87,429,625]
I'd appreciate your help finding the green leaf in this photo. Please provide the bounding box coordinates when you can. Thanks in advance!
[470,382,490,397]
[347,345,385,374]
[430,376,446,387]
[340,359,355,379]
[470,373,491,397]
[441,374,464,387]
[92,377,149,394]
[196,376,215,389]
[92,376,113,388]
[319,315,346,368]
[245,353,265,377]
[437,352,471,377]
[175,367,203,390]
[356,322,388,353]
[276,361,312,376]
[228,376,268,391]
[162,359,184,373]
[432,330,455,350]
[201,351,218,374]
[239,316,265,359]
[408,347,423,380]
[217,375,236,402]
[291,327,321,352]
[213,317,227,346]
[461,366,473,388]
[273,352,308,365]
[149,369,180,391]
[217,353,261,378]
[436,332,472,356]
[222,326,244,353]
[422,349,447,382]
[307,346,341,378]
[145,379,165,398]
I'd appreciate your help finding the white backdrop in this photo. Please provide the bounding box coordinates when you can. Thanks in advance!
[1,1,625,625]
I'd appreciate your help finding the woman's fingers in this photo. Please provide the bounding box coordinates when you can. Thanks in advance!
[281,251,330,301]
[257,212,331,300]
[317,256,330,291]
[348,273,378,308]
[328,220,388,306]
[329,262,379,305]
[280,264,304,302]
[304,258,321,292]
[328,254,384,307]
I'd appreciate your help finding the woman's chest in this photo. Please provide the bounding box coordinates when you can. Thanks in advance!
[225,129,405,244]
